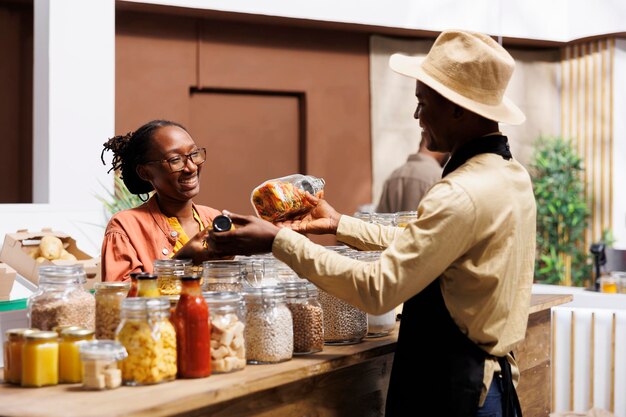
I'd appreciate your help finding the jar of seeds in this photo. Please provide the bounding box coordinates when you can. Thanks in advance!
[28,265,96,331]
[203,291,246,373]
[243,285,293,364]
[154,259,192,296]
[284,281,324,354]
[95,282,130,340]
[202,260,245,292]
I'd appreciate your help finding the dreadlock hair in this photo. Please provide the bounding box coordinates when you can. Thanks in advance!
[101,120,188,195]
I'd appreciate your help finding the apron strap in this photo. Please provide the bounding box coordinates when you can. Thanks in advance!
[497,355,523,417]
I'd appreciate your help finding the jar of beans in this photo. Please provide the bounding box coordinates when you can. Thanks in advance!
[243,285,293,364]
[284,280,324,355]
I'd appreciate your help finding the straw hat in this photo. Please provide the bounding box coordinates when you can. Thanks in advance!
[389,30,525,125]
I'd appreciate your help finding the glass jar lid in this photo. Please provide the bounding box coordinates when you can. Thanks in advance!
[5,328,38,338]
[136,274,158,280]
[38,264,86,284]
[79,340,128,361]
[94,281,131,291]
[202,260,245,277]
[283,280,308,298]
[53,325,82,334]
[25,330,58,341]
[60,328,95,338]
[203,290,243,305]
[243,285,286,300]
[153,258,191,271]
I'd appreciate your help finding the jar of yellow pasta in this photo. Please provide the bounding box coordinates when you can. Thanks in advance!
[154,259,192,296]
[115,297,177,385]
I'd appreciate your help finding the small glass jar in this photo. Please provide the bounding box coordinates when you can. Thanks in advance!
[21,331,59,387]
[28,265,96,331]
[600,275,619,293]
[3,328,39,385]
[116,297,177,385]
[95,282,130,340]
[243,285,293,364]
[127,272,141,297]
[202,260,245,292]
[136,274,160,297]
[203,291,246,373]
[79,340,127,390]
[610,271,626,294]
[370,212,397,226]
[284,281,324,354]
[393,211,418,228]
[59,328,95,383]
[154,259,192,296]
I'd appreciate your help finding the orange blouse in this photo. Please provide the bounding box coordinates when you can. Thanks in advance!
[101,195,221,282]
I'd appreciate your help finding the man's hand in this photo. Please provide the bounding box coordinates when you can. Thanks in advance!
[208,212,281,257]
[277,193,342,235]
[173,227,218,265]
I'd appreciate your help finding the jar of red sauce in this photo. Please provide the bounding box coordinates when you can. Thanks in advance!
[172,275,211,378]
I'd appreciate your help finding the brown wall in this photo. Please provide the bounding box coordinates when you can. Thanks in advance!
[0,0,32,203]
[115,11,372,226]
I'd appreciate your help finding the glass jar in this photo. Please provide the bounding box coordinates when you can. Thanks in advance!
[393,211,418,228]
[354,251,397,338]
[202,260,245,292]
[95,282,130,340]
[243,285,293,364]
[127,272,141,297]
[370,212,397,226]
[317,288,367,345]
[59,328,95,383]
[21,331,59,387]
[173,275,211,378]
[353,212,372,222]
[284,281,324,354]
[79,340,127,390]
[251,174,325,222]
[600,275,619,293]
[203,291,246,373]
[116,297,177,385]
[3,328,39,385]
[235,256,265,288]
[28,265,96,331]
[154,259,192,296]
[136,274,160,297]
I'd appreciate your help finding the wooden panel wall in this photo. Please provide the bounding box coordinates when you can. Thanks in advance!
[115,11,372,222]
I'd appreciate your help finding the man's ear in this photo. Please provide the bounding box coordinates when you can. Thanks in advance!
[136,165,152,182]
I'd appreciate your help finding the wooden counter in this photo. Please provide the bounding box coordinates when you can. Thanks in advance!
[0,294,572,417]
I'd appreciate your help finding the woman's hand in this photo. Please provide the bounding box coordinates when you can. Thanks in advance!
[173,227,219,265]
[277,193,342,235]
[208,212,281,257]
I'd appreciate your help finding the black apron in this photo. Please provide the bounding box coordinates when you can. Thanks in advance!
[384,135,523,417]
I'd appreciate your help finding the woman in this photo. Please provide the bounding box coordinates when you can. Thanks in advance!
[100,119,221,281]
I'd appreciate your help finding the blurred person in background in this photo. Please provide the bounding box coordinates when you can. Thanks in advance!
[376,131,448,213]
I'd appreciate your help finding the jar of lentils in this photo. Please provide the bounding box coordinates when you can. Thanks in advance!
[95,281,130,340]
[154,259,192,296]
[202,260,245,292]
[203,291,246,373]
[284,281,324,354]
[28,265,95,331]
[243,285,293,364]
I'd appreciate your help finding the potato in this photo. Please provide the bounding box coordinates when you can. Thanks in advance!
[39,236,63,260]
[59,249,77,261]
[35,256,47,263]
[28,248,40,259]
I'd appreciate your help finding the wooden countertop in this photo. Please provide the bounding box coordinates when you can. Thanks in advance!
[0,294,572,417]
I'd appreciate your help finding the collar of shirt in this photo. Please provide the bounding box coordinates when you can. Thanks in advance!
[442,133,511,178]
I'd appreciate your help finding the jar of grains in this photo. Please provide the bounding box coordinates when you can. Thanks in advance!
[203,291,246,373]
[28,265,96,331]
[115,297,177,385]
[202,260,245,292]
[154,259,192,296]
[243,285,293,364]
[284,281,324,354]
[95,282,130,340]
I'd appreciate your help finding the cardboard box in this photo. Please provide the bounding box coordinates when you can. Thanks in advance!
[0,263,17,301]
[0,228,101,290]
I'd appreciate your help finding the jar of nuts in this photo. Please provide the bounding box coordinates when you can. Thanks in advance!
[28,265,96,331]
[154,259,192,296]
[202,260,245,292]
[243,285,293,364]
[284,281,324,355]
[95,282,130,340]
[115,297,177,385]
[203,291,246,373]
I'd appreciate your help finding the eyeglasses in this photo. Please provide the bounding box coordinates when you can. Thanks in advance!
[143,148,207,173]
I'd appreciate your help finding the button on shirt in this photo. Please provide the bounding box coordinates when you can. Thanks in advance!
[272,153,536,404]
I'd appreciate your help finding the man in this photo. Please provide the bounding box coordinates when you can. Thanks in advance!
[376,132,448,213]
[210,30,536,417]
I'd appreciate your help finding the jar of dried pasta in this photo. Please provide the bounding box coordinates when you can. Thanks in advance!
[154,259,192,296]
[115,297,177,385]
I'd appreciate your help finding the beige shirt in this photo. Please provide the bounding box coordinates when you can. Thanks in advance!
[376,152,443,213]
[272,153,536,404]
